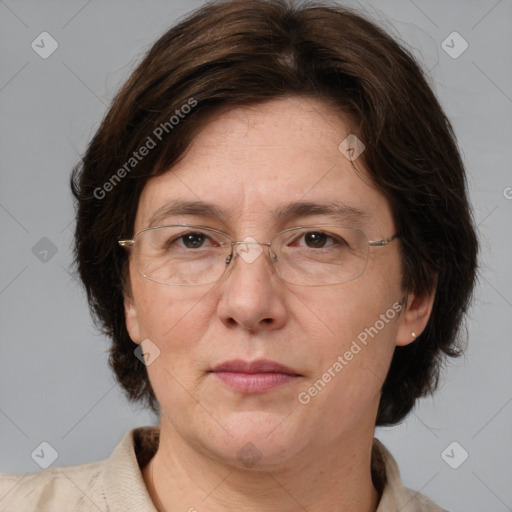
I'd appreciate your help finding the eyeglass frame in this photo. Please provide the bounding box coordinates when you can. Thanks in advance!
[118,224,400,287]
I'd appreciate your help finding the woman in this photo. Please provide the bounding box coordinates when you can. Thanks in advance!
[0,1,477,510]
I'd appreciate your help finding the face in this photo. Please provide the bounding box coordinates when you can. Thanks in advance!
[125,96,429,470]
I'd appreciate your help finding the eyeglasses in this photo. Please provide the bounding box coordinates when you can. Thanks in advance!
[118,225,399,286]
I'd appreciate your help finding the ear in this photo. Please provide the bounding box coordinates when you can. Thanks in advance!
[124,296,143,345]
[395,286,436,347]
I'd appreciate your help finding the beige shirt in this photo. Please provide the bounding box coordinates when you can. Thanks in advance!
[0,427,447,512]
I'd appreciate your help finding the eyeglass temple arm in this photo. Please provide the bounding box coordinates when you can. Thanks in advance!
[118,240,135,247]
[368,233,399,247]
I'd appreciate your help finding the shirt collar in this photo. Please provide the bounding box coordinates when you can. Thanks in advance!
[101,427,430,512]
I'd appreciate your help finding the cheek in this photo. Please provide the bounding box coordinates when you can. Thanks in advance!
[130,277,216,409]
[295,315,399,439]
[295,276,400,346]
[291,279,401,411]
[129,262,213,347]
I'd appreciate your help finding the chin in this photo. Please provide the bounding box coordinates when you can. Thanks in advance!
[199,411,309,470]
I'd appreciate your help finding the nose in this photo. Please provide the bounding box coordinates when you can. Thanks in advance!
[216,240,288,332]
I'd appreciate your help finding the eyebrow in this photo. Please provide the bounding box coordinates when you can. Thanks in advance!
[275,201,369,225]
[148,199,369,227]
[148,200,227,227]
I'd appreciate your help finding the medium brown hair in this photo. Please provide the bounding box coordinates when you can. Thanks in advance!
[71,0,478,425]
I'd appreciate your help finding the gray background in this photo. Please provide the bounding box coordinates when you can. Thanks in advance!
[0,0,511,510]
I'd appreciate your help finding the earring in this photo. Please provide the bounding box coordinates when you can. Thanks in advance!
[411,332,417,338]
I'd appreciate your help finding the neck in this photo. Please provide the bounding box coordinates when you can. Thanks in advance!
[143,420,380,512]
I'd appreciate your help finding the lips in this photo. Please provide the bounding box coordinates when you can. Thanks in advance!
[210,359,302,393]
[211,359,301,375]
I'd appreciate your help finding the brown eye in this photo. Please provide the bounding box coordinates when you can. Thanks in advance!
[303,232,329,248]
[181,232,207,248]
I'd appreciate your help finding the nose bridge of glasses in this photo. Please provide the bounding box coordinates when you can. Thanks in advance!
[232,239,271,248]
[230,238,273,266]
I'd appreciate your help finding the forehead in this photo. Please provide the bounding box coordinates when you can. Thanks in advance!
[135,96,394,234]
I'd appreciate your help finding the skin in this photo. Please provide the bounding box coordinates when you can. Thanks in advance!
[124,96,435,512]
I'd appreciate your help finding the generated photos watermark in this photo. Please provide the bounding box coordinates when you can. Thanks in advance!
[298,301,403,405]
[93,97,198,200]
[338,134,365,161]
[134,338,161,366]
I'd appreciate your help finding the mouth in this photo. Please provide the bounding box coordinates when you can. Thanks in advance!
[209,359,303,393]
